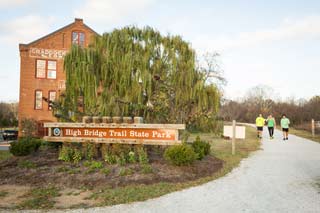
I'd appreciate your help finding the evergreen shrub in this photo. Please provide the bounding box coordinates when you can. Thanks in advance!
[10,137,41,156]
[164,144,197,166]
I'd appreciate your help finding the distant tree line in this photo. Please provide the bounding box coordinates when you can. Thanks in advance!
[0,102,18,128]
[220,85,320,129]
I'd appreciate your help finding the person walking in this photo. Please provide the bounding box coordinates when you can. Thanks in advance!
[266,114,276,139]
[255,114,265,139]
[280,114,290,140]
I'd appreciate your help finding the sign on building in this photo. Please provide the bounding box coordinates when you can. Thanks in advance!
[29,48,67,59]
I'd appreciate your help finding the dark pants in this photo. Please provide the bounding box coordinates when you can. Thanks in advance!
[268,127,274,137]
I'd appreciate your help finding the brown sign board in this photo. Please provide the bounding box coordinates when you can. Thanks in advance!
[43,123,185,145]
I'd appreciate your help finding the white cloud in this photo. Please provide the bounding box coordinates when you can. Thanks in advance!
[74,0,154,26]
[193,16,320,52]
[0,15,55,44]
[0,0,33,8]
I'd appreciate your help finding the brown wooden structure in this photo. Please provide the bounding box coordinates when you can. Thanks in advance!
[43,122,185,145]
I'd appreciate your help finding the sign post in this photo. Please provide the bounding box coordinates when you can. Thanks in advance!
[232,120,236,155]
[312,119,315,137]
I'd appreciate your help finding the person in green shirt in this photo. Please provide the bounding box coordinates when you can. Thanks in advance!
[266,114,276,139]
[255,114,265,139]
[280,114,290,140]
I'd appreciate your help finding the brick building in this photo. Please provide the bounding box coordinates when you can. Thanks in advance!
[18,18,97,136]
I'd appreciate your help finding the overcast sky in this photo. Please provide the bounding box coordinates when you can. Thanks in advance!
[0,0,319,102]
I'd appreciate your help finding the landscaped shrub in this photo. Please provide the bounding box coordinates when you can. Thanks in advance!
[111,144,131,156]
[82,143,95,160]
[58,144,83,163]
[141,164,153,174]
[72,148,83,163]
[58,145,73,162]
[135,146,149,164]
[116,153,127,166]
[128,151,136,163]
[164,144,197,166]
[84,160,104,173]
[104,152,117,164]
[103,144,148,165]
[192,136,211,160]
[9,137,41,156]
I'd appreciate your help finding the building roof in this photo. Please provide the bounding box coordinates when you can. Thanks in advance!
[19,18,99,48]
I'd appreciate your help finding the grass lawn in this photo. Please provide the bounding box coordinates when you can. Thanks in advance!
[92,126,260,206]
[288,128,320,143]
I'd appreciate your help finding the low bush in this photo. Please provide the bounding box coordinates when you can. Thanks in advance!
[136,146,149,164]
[141,164,153,174]
[163,144,197,166]
[192,136,211,160]
[103,145,149,166]
[58,144,83,163]
[101,168,111,176]
[9,137,41,156]
[128,151,136,163]
[83,143,95,160]
[116,153,127,166]
[72,149,83,163]
[58,145,73,162]
[104,152,117,164]
[84,160,104,173]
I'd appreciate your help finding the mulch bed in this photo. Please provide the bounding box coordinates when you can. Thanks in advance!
[0,146,223,189]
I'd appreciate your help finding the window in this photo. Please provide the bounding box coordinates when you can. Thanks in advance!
[36,59,57,79]
[35,90,43,110]
[36,60,46,78]
[72,31,85,46]
[48,91,56,110]
[47,61,57,79]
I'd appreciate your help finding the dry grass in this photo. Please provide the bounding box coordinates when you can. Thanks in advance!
[288,128,320,143]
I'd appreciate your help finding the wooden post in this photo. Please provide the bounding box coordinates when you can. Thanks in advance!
[312,119,315,137]
[232,120,236,155]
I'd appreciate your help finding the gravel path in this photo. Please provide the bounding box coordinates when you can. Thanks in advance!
[41,129,320,212]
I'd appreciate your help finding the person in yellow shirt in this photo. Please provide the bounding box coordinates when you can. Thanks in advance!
[255,114,265,139]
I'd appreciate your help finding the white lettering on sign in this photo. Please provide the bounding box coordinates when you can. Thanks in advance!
[130,130,149,138]
[84,129,107,137]
[61,128,177,140]
[29,48,67,59]
[152,130,171,139]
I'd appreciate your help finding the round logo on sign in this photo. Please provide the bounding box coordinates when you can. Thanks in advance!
[53,128,61,136]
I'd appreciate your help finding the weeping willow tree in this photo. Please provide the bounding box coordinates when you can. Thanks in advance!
[61,26,220,128]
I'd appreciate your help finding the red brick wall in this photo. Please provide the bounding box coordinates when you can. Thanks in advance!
[18,19,97,136]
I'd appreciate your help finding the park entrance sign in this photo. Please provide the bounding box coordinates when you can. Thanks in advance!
[43,123,185,145]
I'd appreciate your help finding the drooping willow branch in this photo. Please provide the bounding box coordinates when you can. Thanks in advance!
[61,26,220,125]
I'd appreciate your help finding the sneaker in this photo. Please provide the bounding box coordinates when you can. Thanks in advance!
[283,138,286,141]
[286,137,288,140]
